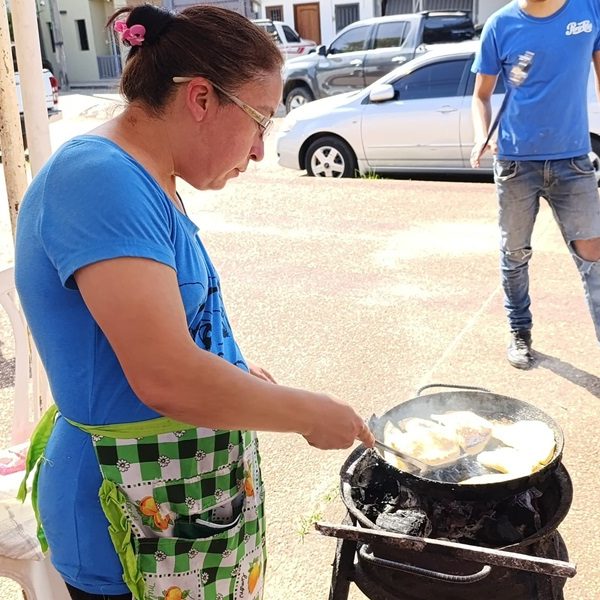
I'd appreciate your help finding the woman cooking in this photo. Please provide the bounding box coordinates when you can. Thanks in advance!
[14,4,374,599]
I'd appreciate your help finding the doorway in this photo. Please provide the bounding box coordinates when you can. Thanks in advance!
[294,3,321,44]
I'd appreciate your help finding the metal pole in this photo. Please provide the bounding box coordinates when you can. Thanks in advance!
[12,0,52,176]
[0,0,28,242]
[47,0,68,90]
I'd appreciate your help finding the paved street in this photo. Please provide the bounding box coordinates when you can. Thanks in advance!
[0,92,598,600]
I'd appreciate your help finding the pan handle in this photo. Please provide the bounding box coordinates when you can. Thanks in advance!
[417,383,492,396]
[358,545,492,584]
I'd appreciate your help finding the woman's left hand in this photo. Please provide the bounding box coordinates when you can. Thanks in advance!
[247,361,277,384]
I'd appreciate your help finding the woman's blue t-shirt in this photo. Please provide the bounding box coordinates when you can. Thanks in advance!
[14,135,248,595]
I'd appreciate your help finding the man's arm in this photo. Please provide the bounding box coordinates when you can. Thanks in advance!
[470,73,498,168]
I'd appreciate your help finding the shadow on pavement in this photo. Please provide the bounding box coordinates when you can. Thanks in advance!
[534,350,600,398]
[297,172,495,184]
[381,172,495,184]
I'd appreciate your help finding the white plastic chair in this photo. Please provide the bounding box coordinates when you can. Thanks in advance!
[0,267,70,599]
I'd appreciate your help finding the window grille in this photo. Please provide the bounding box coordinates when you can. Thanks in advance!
[335,3,360,32]
[266,5,284,21]
[384,0,473,16]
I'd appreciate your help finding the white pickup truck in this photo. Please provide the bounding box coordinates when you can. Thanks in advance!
[15,68,60,116]
[252,19,316,59]
[14,68,60,149]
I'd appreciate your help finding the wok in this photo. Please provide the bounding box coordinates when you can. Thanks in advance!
[368,384,564,500]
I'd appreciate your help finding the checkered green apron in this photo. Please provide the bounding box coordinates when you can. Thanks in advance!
[19,407,267,600]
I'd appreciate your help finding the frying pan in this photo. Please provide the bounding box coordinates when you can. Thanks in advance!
[368,384,564,501]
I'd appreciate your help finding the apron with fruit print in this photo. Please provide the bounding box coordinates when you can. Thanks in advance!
[20,407,267,600]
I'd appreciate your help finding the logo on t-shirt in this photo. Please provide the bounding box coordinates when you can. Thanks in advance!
[565,20,593,36]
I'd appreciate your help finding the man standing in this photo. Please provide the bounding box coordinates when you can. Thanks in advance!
[471,0,600,369]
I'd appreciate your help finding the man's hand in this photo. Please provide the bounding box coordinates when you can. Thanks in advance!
[470,139,498,168]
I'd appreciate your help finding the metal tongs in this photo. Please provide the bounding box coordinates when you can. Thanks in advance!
[367,414,432,475]
[368,413,473,476]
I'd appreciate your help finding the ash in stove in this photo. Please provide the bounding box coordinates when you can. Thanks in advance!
[375,508,432,537]
[351,451,544,547]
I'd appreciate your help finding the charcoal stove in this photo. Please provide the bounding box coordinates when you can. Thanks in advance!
[319,445,575,600]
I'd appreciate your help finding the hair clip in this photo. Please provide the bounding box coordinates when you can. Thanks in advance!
[114,20,146,46]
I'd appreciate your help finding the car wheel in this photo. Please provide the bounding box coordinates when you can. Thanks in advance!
[305,136,357,178]
[285,86,313,113]
[590,137,600,185]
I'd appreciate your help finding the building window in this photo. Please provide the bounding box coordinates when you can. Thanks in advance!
[384,0,473,16]
[47,22,56,53]
[266,6,284,21]
[335,4,360,33]
[76,19,90,51]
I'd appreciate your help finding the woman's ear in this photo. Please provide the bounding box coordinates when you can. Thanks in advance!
[185,79,212,123]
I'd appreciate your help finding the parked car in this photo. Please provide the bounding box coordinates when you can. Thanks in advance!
[252,19,316,60]
[16,69,59,116]
[276,41,600,179]
[14,68,61,150]
[282,11,475,113]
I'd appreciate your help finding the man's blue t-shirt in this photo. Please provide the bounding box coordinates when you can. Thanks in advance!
[14,136,249,595]
[473,0,600,160]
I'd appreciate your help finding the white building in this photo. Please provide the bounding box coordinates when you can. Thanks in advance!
[24,0,509,86]
[33,0,133,85]
[259,0,508,47]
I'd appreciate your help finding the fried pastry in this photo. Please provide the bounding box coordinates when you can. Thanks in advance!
[384,420,460,468]
[460,472,517,485]
[431,410,493,455]
[492,420,555,466]
[477,447,539,476]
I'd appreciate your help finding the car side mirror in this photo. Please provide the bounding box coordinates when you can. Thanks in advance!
[369,83,395,103]
[318,45,327,56]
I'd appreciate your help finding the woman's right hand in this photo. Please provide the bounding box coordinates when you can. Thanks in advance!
[301,393,375,450]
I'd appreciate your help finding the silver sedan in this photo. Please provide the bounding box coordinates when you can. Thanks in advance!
[276,42,600,179]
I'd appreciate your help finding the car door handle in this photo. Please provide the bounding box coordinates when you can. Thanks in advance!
[437,105,458,113]
[350,59,363,67]
[391,56,407,63]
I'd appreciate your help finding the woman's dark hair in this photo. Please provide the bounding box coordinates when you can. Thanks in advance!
[107,4,283,112]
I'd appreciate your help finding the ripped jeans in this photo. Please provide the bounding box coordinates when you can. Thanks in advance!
[495,155,600,341]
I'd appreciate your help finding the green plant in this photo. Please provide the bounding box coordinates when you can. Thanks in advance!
[356,168,381,179]
[297,482,339,541]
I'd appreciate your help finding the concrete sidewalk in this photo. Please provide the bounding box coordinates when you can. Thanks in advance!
[181,172,599,600]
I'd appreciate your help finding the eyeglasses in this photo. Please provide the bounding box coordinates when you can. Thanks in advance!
[172,76,274,137]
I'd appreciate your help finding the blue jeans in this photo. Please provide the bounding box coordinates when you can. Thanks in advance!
[494,155,600,341]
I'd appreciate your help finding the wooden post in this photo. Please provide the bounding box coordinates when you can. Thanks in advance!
[12,0,52,176]
[0,0,27,242]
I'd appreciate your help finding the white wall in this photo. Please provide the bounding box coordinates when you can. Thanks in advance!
[264,0,510,48]
[476,0,508,25]
[37,0,101,82]
[262,0,376,46]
